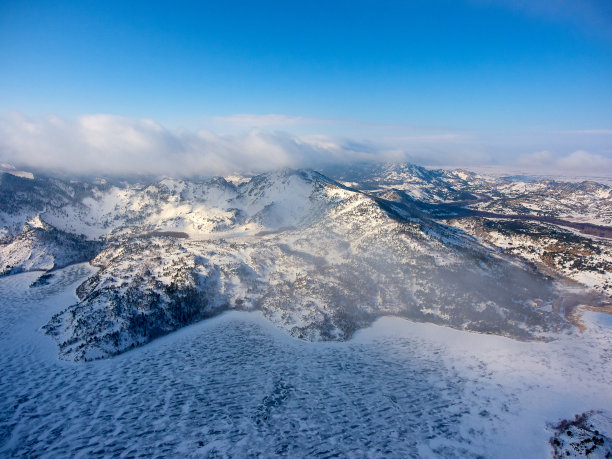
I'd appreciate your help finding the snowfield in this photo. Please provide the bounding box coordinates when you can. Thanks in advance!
[1,265,611,458]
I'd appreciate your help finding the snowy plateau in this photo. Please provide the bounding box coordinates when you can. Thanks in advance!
[1,163,611,457]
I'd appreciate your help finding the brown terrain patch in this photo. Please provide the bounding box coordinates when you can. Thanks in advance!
[470,211,612,239]
[569,303,612,333]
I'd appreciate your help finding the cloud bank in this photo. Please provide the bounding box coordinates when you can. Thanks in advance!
[0,112,476,177]
[0,112,407,177]
[518,150,612,173]
[0,112,610,179]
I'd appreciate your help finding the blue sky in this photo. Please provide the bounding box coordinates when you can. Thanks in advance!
[1,0,611,175]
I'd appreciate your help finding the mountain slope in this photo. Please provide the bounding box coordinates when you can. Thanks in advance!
[42,171,568,360]
[2,165,606,360]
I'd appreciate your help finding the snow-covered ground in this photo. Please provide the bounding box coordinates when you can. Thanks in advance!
[439,165,612,186]
[1,266,611,457]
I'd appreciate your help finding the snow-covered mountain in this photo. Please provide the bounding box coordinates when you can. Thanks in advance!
[1,164,610,361]
[326,163,612,295]
[325,162,612,224]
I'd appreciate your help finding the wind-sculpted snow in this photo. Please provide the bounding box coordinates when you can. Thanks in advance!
[1,266,611,457]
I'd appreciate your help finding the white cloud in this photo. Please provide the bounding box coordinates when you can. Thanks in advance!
[2,112,608,179]
[556,150,612,171]
[516,149,612,174]
[0,112,416,177]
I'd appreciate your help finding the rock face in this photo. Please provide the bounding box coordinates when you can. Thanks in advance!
[2,165,609,360]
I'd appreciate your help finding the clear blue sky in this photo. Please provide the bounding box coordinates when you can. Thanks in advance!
[1,0,611,173]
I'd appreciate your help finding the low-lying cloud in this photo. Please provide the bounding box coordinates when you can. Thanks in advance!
[0,112,407,177]
[0,112,477,177]
[0,112,610,179]
[518,149,612,173]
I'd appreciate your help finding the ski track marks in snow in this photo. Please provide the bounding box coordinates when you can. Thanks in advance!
[0,266,611,458]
